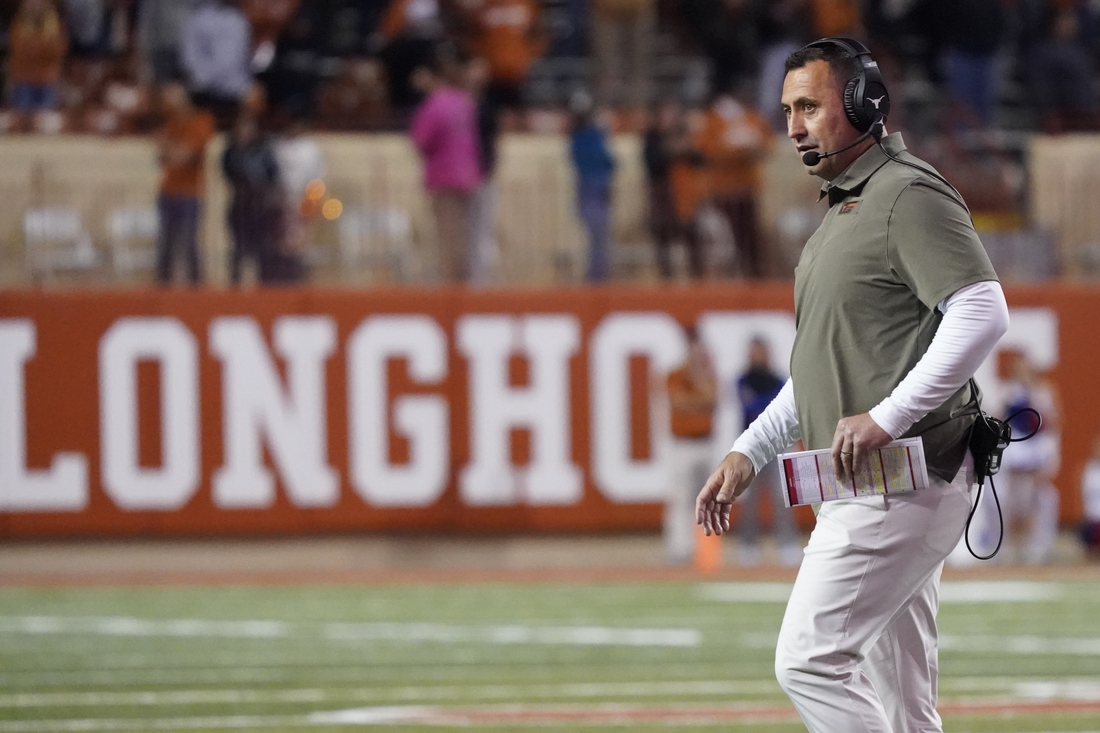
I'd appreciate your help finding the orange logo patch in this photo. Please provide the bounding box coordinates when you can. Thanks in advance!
[839,201,861,215]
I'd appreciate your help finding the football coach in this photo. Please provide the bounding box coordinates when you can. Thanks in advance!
[696,38,1009,733]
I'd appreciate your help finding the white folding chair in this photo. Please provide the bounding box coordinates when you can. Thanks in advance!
[338,206,417,281]
[22,207,100,281]
[107,206,159,276]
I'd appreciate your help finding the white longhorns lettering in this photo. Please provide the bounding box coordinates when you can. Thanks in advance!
[0,320,88,511]
[210,316,339,509]
[99,318,200,511]
[590,312,686,503]
[458,314,582,506]
[347,315,449,508]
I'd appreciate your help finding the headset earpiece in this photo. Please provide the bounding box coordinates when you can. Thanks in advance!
[802,36,889,137]
[843,76,865,131]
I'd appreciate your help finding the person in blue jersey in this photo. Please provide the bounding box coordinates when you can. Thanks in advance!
[734,337,801,566]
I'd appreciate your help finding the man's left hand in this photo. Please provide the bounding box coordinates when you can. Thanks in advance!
[831,413,893,482]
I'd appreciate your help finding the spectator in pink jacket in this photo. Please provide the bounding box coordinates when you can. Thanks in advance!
[410,49,482,283]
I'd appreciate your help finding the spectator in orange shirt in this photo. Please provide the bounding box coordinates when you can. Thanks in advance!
[646,101,707,279]
[695,89,775,277]
[155,82,216,285]
[809,0,861,38]
[456,0,547,116]
[664,325,717,564]
[7,0,68,113]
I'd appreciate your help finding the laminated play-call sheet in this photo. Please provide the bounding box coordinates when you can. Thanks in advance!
[778,437,930,508]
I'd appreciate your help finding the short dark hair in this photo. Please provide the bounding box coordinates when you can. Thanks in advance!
[784,44,863,88]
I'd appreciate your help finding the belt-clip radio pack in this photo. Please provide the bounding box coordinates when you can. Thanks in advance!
[969,407,1012,486]
[963,378,1042,560]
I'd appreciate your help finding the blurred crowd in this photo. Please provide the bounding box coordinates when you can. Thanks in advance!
[5,0,1100,135]
[5,0,1100,283]
[5,0,1100,558]
[663,326,802,568]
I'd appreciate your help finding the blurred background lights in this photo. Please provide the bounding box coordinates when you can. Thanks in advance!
[321,198,343,220]
[305,179,326,201]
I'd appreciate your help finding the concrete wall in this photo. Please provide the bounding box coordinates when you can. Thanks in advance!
[0,130,877,288]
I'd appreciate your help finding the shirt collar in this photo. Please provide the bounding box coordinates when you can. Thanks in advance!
[818,132,907,205]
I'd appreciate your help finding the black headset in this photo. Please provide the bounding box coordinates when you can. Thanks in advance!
[801,37,890,136]
[800,36,971,208]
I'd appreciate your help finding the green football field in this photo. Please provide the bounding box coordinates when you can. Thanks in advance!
[1,577,1099,732]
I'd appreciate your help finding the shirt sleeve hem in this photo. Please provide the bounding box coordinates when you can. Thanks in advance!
[924,274,1000,316]
[868,402,908,440]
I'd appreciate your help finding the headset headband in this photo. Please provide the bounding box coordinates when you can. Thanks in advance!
[799,36,889,136]
[803,37,872,60]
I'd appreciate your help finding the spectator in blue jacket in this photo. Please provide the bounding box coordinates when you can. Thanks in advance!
[569,91,616,282]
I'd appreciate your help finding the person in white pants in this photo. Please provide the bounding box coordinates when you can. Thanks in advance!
[696,38,1009,733]
[998,352,1062,564]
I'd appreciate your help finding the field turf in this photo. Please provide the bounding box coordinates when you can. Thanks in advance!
[1,578,1099,731]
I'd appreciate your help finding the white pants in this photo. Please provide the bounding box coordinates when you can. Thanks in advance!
[775,458,974,733]
[1000,432,1061,563]
[664,437,714,564]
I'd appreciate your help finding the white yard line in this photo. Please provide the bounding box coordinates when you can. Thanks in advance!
[696,582,795,602]
[0,715,311,732]
[740,631,1100,656]
[0,680,785,709]
[0,689,329,709]
[0,667,294,688]
[1,703,1099,731]
[325,622,700,647]
[4,677,1100,710]
[698,581,1069,604]
[940,634,1100,656]
[938,581,1066,603]
[0,617,289,638]
[0,704,806,731]
[1014,680,1100,701]
[0,616,699,648]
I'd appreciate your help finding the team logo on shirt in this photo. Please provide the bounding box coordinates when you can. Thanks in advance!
[839,200,861,215]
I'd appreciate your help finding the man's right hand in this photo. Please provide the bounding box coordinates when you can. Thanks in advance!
[695,451,756,536]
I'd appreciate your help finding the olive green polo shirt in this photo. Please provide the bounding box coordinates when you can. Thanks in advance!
[790,133,998,482]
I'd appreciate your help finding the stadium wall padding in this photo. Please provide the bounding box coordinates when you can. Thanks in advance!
[0,133,819,287]
[0,284,1095,538]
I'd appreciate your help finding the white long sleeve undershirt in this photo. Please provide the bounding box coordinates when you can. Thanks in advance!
[730,377,801,475]
[730,280,1009,475]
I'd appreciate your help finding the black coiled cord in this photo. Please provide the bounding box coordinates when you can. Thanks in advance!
[963,407,1043,561]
